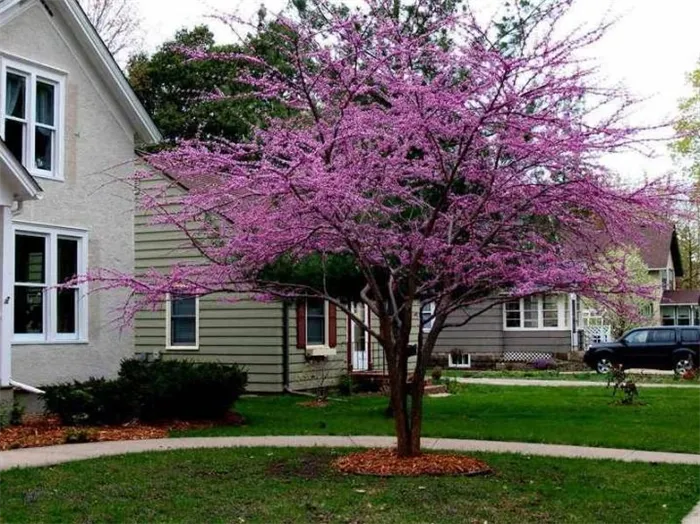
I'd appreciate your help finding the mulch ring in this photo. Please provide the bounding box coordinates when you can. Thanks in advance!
[0,412,245,451]
[332,448,492,477]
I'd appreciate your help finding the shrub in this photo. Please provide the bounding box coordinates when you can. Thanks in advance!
[338,374,355,396]
[431,366,443,383]
[531,358,556,371]
[682,369,698,381]
[10,400,24,426]
[42,378,136,426]
[120,359,248,422]
[606,364,639,405]
[42,359,248,425]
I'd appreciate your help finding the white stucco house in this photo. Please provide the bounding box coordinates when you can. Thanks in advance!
[0,0,160,395]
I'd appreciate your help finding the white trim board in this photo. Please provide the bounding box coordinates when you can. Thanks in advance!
[0,0,161,145]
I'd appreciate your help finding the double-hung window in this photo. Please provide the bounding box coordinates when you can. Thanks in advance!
[1,56,64,179]
[166,295,199,349]
[13,224,88,343]
[504,295,570,330]
[306,298,326,346]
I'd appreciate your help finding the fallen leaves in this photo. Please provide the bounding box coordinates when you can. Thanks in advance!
[332,448,492,477]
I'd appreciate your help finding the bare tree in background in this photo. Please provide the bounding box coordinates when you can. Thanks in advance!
[80,0,143,61]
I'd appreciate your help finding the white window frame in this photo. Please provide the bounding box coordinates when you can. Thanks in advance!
[448,353,471,369]
[0,54,66,181]
[420,302,435,332]
[12,222,88,344]
[306,298,329,348]
[165,294,200,350]
[503,295,570,331]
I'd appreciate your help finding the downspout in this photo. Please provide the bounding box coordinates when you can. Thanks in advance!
[9,379,44,395]
[282,301,290,391]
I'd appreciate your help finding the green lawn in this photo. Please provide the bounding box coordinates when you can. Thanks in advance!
[175,385,700,453]
[442,369,700,384]
[1,448,698,524]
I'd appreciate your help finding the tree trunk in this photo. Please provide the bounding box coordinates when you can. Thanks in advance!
[386,342,425,457]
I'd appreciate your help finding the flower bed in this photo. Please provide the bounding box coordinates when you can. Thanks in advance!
[0,413,244,451]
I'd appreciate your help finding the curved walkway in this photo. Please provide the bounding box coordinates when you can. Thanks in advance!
[456,377,700,388]
[2,435,700,472]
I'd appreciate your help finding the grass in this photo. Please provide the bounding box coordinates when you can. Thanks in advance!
[440,369,700,384]
[175,385,700,453]
[1,447,698,524]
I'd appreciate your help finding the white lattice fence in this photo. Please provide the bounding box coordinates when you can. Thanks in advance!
[583,325,612,345]
[503,351,554,363]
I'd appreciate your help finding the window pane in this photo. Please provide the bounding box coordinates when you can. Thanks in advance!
[677,306,691,326]
[306,299,325,344]
[14,286,43,334]
[57,238,78,283]
[15,235,45,283]
[625,330,649,344]
[35,126,53,171]
[5,73,26,118]
[649,329,675,343]
[661,306,675,326]
[307,317,325,345]
[170,296,196,346]
[4,119,24,163]
[171,296,196,317]
[681,329,700,343]
[307,299,324,317]
[542,296,559,328]
[57,288,77,334]
[36,82,54,126]
[505,301,521,328]
[171,318,196,345]
[523,297,538,328]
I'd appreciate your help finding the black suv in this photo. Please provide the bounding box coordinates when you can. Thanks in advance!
[583,326,700,374]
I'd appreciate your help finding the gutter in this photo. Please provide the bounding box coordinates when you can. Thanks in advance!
[282,301,290,390]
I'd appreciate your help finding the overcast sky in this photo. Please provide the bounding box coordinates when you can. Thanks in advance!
[135,0,700,180]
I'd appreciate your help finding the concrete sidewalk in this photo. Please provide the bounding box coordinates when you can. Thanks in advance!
[2,435,700,471]
[456,377,700,388]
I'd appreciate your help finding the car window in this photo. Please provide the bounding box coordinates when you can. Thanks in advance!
[625,330,649,344]
[648,329,676,343]
[681,329,700,343]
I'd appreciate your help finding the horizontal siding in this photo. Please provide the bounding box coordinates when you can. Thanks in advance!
[503,330,572,353]
[434,302,504,355]
[287,303,349,390]
[134,173,286,393]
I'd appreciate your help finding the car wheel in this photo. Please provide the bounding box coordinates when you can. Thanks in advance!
[674,355,695,375]
[595,356,615,374]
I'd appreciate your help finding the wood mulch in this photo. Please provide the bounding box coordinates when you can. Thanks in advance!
[332,448,492,477]
[0,412,245,451]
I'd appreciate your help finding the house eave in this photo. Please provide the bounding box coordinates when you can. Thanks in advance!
[51,0,162,145]
[0,140,42,201]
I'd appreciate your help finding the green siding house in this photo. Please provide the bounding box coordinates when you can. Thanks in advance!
[134,172,400,393]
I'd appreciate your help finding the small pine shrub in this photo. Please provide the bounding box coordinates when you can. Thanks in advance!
[9,399,24,426]
[338,374,355,396]
[431,367,443,383]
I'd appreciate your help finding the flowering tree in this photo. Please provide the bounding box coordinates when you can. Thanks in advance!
[103,0,679,457]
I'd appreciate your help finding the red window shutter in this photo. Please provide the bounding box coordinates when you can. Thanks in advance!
[296,301,306,349]
[328,303,338,348]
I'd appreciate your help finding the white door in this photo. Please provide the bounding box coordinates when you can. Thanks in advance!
[351,302,369,371]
